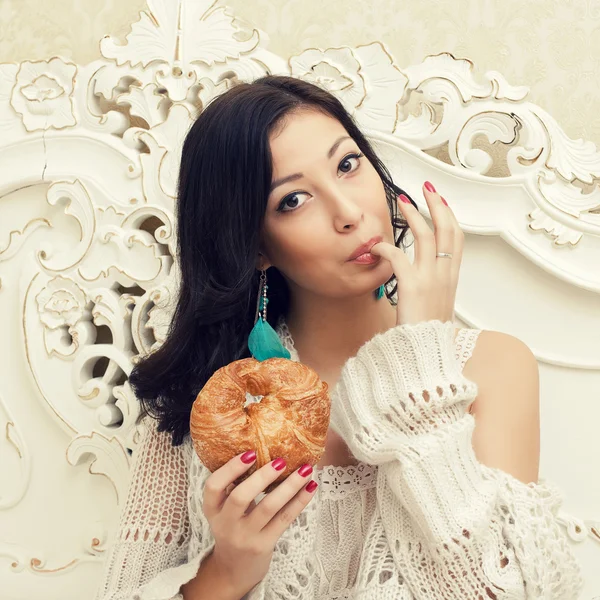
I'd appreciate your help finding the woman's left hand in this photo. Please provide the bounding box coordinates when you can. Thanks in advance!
[370,181,463,326]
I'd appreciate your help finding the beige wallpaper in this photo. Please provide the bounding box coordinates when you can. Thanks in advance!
[2,0,600,149]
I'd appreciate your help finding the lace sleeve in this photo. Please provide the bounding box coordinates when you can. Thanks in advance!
[331,320,583,599]
[94,420,204,600]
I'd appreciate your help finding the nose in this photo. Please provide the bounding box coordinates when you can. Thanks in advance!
[329,190,364,232]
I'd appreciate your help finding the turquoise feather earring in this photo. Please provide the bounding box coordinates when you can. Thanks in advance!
[376,284,385,300]
[248,269,291,361]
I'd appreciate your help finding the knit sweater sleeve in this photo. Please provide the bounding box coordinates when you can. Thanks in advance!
[94,420,217,600]
[330,320,584,600]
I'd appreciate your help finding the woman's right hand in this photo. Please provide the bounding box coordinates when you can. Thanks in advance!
[370,182,463,326]
[202,451,318,596]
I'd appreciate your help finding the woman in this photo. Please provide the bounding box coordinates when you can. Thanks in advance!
[95,75,583,599]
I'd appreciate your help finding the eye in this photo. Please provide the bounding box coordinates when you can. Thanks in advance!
[277,191,310,213]
[338,152,364,174]
[275,152,364,214]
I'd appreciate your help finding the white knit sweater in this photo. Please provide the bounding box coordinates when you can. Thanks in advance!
[94,320,583,600]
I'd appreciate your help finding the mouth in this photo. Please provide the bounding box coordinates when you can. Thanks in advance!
[347,235,383,262]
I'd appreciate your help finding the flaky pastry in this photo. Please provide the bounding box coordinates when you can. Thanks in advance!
[190,357,330,493]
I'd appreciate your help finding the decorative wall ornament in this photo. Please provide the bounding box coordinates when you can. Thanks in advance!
[11,58,78,131]
[0,0,597,597]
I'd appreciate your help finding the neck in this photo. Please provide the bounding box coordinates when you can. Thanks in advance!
[283,287,397,372]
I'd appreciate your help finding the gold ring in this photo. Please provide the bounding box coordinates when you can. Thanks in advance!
[436,252,453,259]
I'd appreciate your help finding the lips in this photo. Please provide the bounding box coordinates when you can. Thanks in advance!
[347,235,383,261]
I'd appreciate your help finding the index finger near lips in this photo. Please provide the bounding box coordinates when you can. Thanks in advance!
[370,240,412,277]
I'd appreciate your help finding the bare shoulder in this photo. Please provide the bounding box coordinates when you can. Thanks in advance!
[463,329,539,403]
[462,329,541,484]
[465,329,538,379]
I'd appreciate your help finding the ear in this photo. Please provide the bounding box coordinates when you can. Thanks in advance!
[256,252,272,272]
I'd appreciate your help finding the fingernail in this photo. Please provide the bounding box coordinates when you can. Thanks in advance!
[305,480,318,493]
[424,181,436,193]
[272,458,286,471]
[241,450,256,464]
[398,194,410,204]
[441,197,448,206]
[298,464,313,477]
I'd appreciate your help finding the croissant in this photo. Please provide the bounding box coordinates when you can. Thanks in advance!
[190,357,330,494]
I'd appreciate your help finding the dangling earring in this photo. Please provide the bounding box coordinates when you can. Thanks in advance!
[247,269,291,361]
[375,284,385,300]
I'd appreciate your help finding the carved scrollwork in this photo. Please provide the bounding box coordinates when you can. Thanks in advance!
[0,533,106,574]
[290,47,600,262]
[0,0,597,592]
[11,57,77,132]
[0,394,31,509]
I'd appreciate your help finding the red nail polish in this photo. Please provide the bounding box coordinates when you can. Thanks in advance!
[399,194,410,204]
[298,464,313,477]
[441,197,448,206]
[424,181,436,193]
[241,450,256,464]
[272,458,286,471]
[305,480,318,493]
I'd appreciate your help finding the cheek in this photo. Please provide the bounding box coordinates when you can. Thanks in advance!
[361,167,387,209]
[264,222,336,289]
[265,207,330,260]
[272,223,328,266]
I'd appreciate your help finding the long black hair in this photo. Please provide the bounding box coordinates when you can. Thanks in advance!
[128,75,416,446]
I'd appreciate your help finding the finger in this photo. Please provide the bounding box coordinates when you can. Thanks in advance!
[250,468,313,532]
[222,457,290,521]
[260,472,318,545]
[226,481,258,516]
[427,187,464,286]
[395,193,437,270]
[202,450,258,519]
[439,195,465,283]
[422,183,456,275]
[369,239,412,276]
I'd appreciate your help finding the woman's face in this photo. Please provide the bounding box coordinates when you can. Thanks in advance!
[260,108,395,298]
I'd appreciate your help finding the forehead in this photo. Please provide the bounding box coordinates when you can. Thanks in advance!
[269,109,349,164]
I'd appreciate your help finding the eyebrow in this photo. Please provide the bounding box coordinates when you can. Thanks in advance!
[269,135,353,193]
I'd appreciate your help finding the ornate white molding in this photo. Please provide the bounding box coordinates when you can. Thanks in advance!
[0,394,31,509]
[0,0,598,595]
